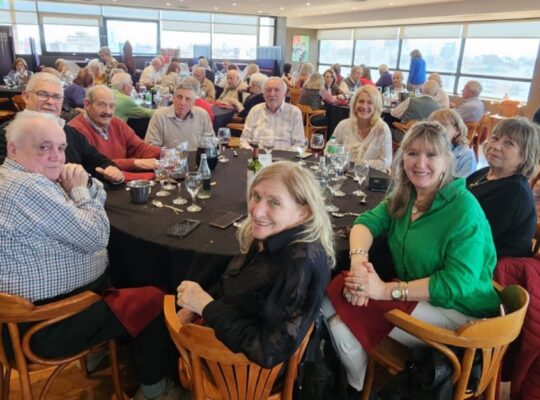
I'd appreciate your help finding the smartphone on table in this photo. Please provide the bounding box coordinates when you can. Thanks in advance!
[166,219,201,238]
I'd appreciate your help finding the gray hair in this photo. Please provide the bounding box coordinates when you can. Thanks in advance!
[110,72,132,91]
[238,161,335,268]
[87,59,103,73]
[249,73,268,90]
[26,72,63,94]
[179,77,200,96]
[299,62,314,76]
[98,46,112,56]
[379,64,389,73]
[264,76,287,92]
[198,58,209,69]
[466,80,483,96]
[351,66,362,75]
[422,80,440,97]
[54,58,66,69]
[86,84,113,103]
[487,117,540,179]
[193,66,206,76]
[5,110,61,145]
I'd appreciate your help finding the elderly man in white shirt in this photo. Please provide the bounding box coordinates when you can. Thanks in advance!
[240,77,304,151]
[139,57,164,88]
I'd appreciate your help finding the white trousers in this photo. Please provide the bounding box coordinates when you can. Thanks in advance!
[321,297,477,391]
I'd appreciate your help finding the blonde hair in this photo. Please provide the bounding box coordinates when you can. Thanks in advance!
[486,117,540,179]
[237,161,335,268]
[428,108,468,146]
[349,85,383,127]
[304,72,324,90]
[388,121,454,218]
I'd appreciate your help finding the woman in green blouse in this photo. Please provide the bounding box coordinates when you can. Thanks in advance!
[323,121,500,391]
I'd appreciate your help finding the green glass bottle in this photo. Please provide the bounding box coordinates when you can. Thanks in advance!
[247,144,263,187]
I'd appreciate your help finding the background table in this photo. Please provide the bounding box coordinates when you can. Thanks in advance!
[105,150,386,292]
[0,86,23,112]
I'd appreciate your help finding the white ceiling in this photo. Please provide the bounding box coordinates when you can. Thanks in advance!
[65,0,540,28]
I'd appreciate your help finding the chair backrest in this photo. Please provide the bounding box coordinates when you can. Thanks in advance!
[385,285,529,399]
[471,113,491,161]
[498,99,521,117]
[465,121,479,143]
[289,88,301,106]
[164,295,312,400]
[11,95,26,112]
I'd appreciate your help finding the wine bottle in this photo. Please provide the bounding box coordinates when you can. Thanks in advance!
[247,144,262,188]
[197,154,212,199]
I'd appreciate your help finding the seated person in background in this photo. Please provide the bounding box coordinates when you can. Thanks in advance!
[237,73,267,119]
[359,65,375,86]
[329,85,392,172]
[12,58,32,85]
[467,117,540,257]
[240,77,304,151]
[0,111,180,400]
[343,66,363,94]
[390,70,406,94]
[298,72,324,110]
[332,63,348,93]
[86,59,108,85]
[454,80,484,122]
[0,72,123,184]
[145,81,214,150]
[54,58,74,84]
[69,85,160,175]
[322,68,344,100]
[177,161,333,368]
[64,69,94,109]
[242,63,259,84]
[197,56,215,84]
[282,63,295,91]
[534,106,540,125]
[160,62,182,95]
[216,61,236,88]
[324,121,500,392]
[181,76,214,123]
[375,64,393,91]
[391,80,441,142]
[111,72,155,122]
[97,46,119,75]
[217,69,248,112]
[140,57,164,88]
[429,108,476,177]
[295,62,314,89]
[192,66,216,101]
[427,73,449,108]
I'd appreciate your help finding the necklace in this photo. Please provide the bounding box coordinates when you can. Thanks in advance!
[469,171,491,188]
[411,197,433,215]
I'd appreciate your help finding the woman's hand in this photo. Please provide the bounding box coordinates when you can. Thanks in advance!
[177,281,214,315]
[345,262,390,303]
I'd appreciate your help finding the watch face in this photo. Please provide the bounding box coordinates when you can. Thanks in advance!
[391,288,402,300]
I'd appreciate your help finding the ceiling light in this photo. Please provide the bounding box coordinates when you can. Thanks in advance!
[232,2,237,5]
[258,10,262,13]
[166,2,170,5]
[214,6,218,10]
[279,7,284,10]
[306,2,311,5]
[352,6,357,10]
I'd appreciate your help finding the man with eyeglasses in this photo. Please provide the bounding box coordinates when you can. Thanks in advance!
[0,72,124,184]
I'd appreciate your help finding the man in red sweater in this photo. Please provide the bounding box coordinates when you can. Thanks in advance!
[69,85,160,179]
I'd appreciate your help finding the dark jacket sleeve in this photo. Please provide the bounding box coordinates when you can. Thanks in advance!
[64,125,117,175]
[0,124,7,165]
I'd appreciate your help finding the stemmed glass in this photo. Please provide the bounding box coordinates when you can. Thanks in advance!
[171,158,188,205]
[261,135,275,156]
[309,133,325,170]
[160,147,176,191]
[185,172,202,212]
[292,138,308,166]
[154,160,170,197]
[217,127,231,163]
[329,151,349,197]
[353,161,370,197]
[326,165,344,212]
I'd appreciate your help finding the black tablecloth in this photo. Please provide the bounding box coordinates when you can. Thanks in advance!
[105,150,386,292]
[127,105,235,139]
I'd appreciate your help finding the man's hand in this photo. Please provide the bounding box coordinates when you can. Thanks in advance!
[95,166,124,183]
[134,158,157,170]
[58,163,89,193]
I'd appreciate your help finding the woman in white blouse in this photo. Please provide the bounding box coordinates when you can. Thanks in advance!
[329,85,392,172]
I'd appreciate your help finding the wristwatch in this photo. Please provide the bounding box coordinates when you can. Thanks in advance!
[391,283,402,301]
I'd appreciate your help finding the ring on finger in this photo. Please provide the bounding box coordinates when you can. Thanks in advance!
[355,284,365,292]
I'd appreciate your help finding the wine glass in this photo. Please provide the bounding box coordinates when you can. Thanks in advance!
[185,172,202,212]
[217,127,231,163]
[326,165,343,212]
[353,161,370,197]
[260,135,275,156]
[309,133,325,169]
[292,138,308,166]
[248,129,260,147]
[139,85,147,104]
[154,163,170,197]
[160,147,176,191]
[171,158,188,205]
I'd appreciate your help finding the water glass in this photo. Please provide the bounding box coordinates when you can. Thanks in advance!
[353,161,370,196]
[292,138,308,166]
[185,172,202,212]
[154,166,170,197]
[261,135,275,155]
[217,127,231,163]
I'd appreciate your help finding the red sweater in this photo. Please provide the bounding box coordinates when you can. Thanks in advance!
[69,114,160,171]
[195,99,215,122]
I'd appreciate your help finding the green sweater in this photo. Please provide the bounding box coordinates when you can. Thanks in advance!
[113,90,155,122]
[356,178,500,318]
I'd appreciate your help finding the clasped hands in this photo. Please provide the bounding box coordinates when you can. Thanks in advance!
[343,261,387,307]
[176,281,214,324]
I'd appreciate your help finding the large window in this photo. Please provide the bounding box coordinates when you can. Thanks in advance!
[212,15,258,59]
[41,16,100,53]
[400,38,461,73]
[354,40,399,70]
[319,40,353,66]
[106,19,158,54]
[457,76,532,102]
[13,24,41,54]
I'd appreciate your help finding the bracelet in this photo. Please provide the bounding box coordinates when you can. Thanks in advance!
[349,248,369,257]
[400,281,409,301]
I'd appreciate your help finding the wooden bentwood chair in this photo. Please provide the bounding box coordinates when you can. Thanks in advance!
[361,285,529,400]
[163,295,313,400]
[296,104,327,139]
[0,291,124,400]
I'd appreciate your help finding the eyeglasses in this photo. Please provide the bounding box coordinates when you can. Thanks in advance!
[29,91,64,102]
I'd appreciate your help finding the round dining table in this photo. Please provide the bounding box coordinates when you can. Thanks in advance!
[105,150,387,292]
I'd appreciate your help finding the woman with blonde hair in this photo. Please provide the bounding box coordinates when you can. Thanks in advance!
[160,62,182,94]
[429,108,476,177]
[177,161,333,368]
[329,85,392,171]
[298,72,324,110]
[427,73,449,107]
[295,62,314,88]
